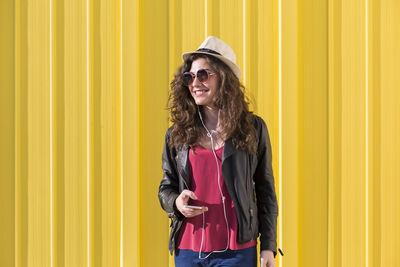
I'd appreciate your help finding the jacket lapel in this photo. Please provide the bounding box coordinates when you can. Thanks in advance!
[222,138,236,163]
[221,138,240,213]
[177,148,191,190]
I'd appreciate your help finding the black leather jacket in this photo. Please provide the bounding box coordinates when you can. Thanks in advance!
[158,115,278,256]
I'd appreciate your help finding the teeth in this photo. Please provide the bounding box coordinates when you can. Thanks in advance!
[194,90,207,95]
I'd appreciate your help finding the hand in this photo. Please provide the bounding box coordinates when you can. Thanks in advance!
[175,190,208,218]
[260,250,275,267]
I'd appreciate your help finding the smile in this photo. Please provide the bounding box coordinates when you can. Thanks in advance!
[193,89,209,96]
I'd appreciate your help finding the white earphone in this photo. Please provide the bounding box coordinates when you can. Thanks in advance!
[197,107,230,259]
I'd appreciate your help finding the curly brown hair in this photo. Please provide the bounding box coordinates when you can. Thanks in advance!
[167,53,258,154]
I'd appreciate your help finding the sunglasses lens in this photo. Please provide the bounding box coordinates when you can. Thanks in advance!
[183,72,193,86]
[197,69,209,83]
[183,69,211,86]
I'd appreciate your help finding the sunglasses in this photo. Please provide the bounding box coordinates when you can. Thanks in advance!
[182,69,216,86]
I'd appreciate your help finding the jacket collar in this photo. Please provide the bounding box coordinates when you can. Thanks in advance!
[180,138,236,161]
[222,138,236,162]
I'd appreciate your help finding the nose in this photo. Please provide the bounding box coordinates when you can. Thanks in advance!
[192,74,202,87]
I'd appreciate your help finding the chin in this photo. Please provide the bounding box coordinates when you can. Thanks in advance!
[195,101,210,106]
[192,96,214,106]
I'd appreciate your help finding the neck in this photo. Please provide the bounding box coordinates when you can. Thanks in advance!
[201,105,220,131]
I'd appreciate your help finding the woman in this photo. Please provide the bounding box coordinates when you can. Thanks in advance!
[158,36,278,267]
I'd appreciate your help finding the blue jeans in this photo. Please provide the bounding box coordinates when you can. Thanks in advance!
[174,246,257,267]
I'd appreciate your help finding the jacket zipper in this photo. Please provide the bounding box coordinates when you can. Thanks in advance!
[250,208,254,230]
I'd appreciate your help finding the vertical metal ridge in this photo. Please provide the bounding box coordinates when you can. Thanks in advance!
[15,0,21,265]
[120,0,124,265]
[50,0,54,265]
[278,0,283,266]
[205,0,207,38]
[327,0,333,266]
[86,0,90,266]
[242,0,246,85]
[365,0,369,266]
[135,1,141,265]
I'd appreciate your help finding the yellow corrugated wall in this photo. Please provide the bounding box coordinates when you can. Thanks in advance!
[1,0,399,266]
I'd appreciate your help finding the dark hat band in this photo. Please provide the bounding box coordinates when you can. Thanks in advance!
[196,48,222,56]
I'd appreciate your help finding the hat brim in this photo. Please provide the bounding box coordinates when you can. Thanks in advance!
[182,51,242,78]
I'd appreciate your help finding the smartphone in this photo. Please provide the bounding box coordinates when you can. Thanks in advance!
[184,205,203,210]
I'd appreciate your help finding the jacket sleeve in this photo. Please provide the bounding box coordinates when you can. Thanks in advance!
[158,128,184,219]
[253,116,278,257]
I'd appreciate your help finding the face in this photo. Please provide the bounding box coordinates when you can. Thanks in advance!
[187,58,219,108]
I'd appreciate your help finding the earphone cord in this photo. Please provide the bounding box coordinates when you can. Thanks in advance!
[197,108,230,260]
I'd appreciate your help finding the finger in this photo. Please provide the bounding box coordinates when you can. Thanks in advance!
[181,190,197,201]
[184,206,208,217]
[192,206,208,215]
[184,207,205,214]
[188,191,198,200]
[180,190,190,202]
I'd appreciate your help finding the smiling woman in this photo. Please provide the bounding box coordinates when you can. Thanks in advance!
[166,38,258,155]
[158,36,278,267]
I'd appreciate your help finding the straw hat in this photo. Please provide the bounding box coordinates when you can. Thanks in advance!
[182,36,241,78]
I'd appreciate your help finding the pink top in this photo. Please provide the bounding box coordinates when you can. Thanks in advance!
[176,145,256,252]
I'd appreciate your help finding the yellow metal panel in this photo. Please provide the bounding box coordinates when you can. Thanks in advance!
[257,0,279,188]
[27,0,51,266]
[137,1,169,266]
[380,0,400,266]
[89,0,103,264]
[52,0,64,265]
[281,0,299,266]
[97,0,122,265]
[256,0,280,266]
[219,0,243,83]
[168,1,182,266]
[206,0,220,37]
[3,0,400,266]
[168,0,182,79]
[123,0,140,266]
[298,1,328,266]
[328,0,344,266]
[57,0,89,266]
[367,0,382,266]
[341,1,366,266]
[1,0,15,266]
[244,0,258,108]
[14,0,29,266]
[182,1,205,52]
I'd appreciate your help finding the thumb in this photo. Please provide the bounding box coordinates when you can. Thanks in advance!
[181,190,197,201]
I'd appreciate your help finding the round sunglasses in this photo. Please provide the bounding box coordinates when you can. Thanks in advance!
[182,69,216,86]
